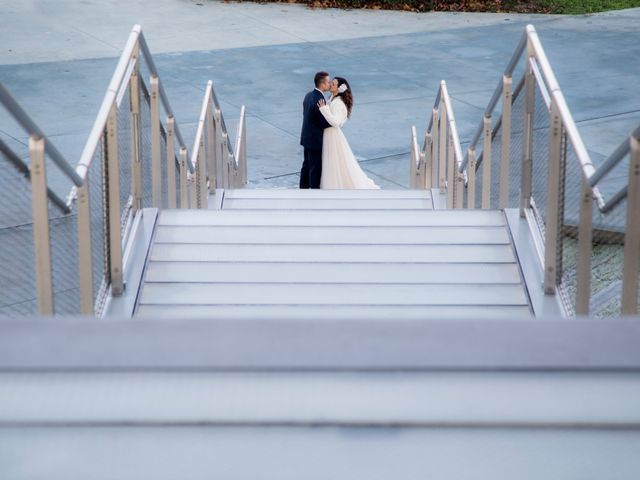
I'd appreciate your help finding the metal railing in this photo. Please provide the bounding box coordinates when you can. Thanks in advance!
[412,24,640,317]
[410,81,465,208]
[0,25,246,317]
[191,80,246,207]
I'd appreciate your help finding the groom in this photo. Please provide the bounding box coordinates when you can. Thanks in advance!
[299,71,332,189]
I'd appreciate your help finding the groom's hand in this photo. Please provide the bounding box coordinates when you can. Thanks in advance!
[317,99,326,108]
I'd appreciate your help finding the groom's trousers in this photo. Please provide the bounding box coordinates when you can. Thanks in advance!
[300,147,322,189]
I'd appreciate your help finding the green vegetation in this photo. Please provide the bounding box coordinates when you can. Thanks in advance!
[538,0,640,14]
[245,0,640,13]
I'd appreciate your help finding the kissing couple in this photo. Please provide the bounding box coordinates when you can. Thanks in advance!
[299,71,379,190]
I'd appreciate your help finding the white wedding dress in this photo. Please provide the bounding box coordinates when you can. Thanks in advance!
[319,98,380,189]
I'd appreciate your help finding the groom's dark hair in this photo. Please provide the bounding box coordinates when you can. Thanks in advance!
[314,71,329,87]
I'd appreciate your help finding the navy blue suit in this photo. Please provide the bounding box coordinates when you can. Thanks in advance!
[300,89,331,188]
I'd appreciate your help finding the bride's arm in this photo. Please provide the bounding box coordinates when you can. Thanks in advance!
[318,100,347,127]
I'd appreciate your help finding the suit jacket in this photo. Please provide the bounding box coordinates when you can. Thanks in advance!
[300,89,331,150]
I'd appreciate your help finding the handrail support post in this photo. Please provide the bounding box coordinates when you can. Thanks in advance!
[575,176,593,315]
[222,133,230,189]
[240,110,247,187]
[29,135,54,314]
[197,137,208,208]
[105,103,124,296]
[206,92,216,193]
[129,43,143,213]
[410,127,418,188]
[499,75,512,208]
[77,180,94,315]
[150,75,162,208]
[622,135,640,314]
[430,108,439,189]
[467,148,477,209]
[481,114,492,209]
[424,132,432,189]
[543,99,564,295]
[166,116,177,208]
[447,130,455,207]
[438,101,447,193]
[520,48,536,217]
[179,147,189,208]
[214,108,224,190]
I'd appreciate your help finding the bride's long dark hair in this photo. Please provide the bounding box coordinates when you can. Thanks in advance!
[334,76,353,118]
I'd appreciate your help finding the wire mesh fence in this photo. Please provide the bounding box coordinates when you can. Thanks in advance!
[0,137,83,315]
[469,78,526,210]
[507,84,526,208]
[0,156,38,315]
[139,86,154,209]
[589,197,626,317]
[457,68,633,318]
[160,124,169,209]
[117,87,133,228]
[138,78,179,210]
[174,159,181,208]
[556,133,582,316]
[488,121,503,209]
[88,141,108,316]
[410,30,638,317]
[0,141,112,317]
[472,120,503,209]
[49,201,79,315]
[0,31,236,318]
[529,82,551,241]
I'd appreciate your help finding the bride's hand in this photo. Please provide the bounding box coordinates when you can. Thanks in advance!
[317,99,326,108]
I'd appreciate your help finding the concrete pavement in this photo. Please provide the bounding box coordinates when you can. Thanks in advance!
[1,0,639,188]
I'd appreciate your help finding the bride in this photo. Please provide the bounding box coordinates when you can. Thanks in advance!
[317,77,380,189]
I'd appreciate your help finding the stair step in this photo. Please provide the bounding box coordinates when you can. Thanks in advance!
[154,225,511,245]
[159,209,506,227]
[139,283,528,306]
[150,243,516,263]
[136,304,532,319]
[222,198,433,209]
[136,205,529,318]
[223,189,431,199]
[144,262,522,284]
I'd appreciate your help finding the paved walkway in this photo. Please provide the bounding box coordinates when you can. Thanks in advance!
[1,1,639,188]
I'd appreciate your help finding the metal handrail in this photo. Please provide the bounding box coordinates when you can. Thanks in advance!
[599,125,640,214]
[234,105,246,163]
[191,80,247,198]
[411,126,420,168]
[464,29,528,165]
[457,25,619,211]
[440,82,465,171]
[413,23,640,316]
[138,34,187,152]
[590,124,640,188]
[0,24,246,317]
[412,80,465,205]
[210,85,235,157]
[475,74,525,170]
[191,81,214,168]
[0,83,83,186]
[526,26,596,182]
[421,81,464,164]
[423,87,441,145]
[76,25,193,187]
[0,137,70,213]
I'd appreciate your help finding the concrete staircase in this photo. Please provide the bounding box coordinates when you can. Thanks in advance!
[135,190,531,319]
